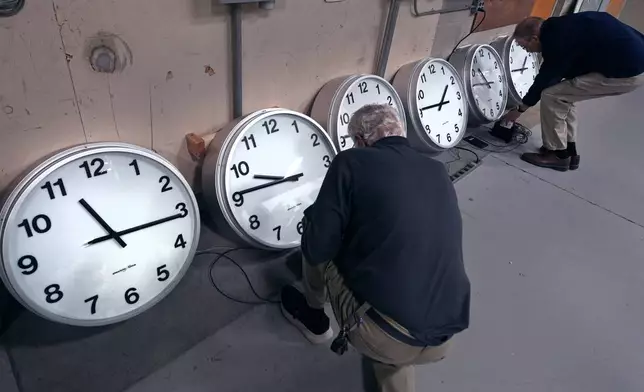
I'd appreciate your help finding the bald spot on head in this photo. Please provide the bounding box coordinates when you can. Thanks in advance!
[514,16,544,39]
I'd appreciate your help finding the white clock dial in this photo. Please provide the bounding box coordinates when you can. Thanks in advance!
[203,109,336,250]
[470,46,507,122]
[414,59,468,149]
[310,75,406,152]
[507,39,540,99]
[0,144,200,326]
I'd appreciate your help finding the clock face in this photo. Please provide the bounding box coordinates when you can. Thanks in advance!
[414,59,468,149]
[336,76,404,150]
[469,46,507,121]
[0,145,199,326]
[222,111,336,249]
[508,39,540,98]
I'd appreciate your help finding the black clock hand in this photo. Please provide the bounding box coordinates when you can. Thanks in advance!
[79,199,127,248]
[511,67,529,73]
[85,213,184,246]
[253,174,284,180]
[521,56,527,73]
[420,101,451,111]
[472,82,494,87]
[437,85,448,111]
[477,69,491,88]
[235,173,304,197]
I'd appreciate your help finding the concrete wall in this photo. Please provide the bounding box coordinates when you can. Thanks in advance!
[0,0,482,191]
[620,0,644,32]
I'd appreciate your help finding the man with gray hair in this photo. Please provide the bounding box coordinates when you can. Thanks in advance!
[281,104,471,392]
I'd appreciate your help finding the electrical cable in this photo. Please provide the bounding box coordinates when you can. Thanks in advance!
[454,146,480,163]
[447,9,487,61]
[199,247,281,305]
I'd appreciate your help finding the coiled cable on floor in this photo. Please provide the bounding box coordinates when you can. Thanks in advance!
[0,0,25,17]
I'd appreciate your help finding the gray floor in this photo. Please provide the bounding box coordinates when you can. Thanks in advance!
[3,87,644,391]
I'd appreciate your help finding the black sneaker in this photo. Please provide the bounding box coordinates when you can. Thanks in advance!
[281,285,333,344]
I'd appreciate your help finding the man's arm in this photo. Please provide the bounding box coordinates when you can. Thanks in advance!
[301,153,352,265]
[521,59,568,107]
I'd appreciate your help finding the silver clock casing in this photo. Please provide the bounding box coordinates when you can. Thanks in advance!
[392,57,469,154]
[490,35,541,107]
[310,74,406,151]
[201,108,337,251]
[0,142,201,327]
[449,44,509,125]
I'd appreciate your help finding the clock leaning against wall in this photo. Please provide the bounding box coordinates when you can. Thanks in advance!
[310,74,406,151]
[202,108,337,251]
[0,143,200,326]
[490,35,541,107]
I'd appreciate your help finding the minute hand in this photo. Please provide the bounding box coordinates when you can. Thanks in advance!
[236,173,303,196]
[85,213,184,246]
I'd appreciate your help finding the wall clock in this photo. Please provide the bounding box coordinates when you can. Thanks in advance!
[392,57,469,154]
[0,143,200,326]
[202,108,336,251]
[449,44,509,125]
[490,35,541,107]
[310,74,406,151]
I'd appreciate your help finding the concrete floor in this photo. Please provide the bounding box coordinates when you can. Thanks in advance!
[2,87,644,391]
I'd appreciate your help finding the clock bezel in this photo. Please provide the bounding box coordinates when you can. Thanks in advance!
[201,108,337,251]
[490,34,541,107]
[0,142,201,327]
[393,57,469,154]
[310,74,407,151]
[449,44,509,125]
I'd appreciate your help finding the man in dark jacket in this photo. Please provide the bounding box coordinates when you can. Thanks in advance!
[280,104,471,392]
[503,12,644,171]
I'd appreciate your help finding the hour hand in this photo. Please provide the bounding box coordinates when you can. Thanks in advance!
[253,174,284,180]
[79,198,127,248]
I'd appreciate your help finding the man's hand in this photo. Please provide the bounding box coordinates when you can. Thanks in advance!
[502,109,523,124]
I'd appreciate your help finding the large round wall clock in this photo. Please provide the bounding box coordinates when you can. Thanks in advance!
[202,108,336,251]
[392,57,469,154]
[0,143,200,326]
[449,44,509,125]
[310,74,406,151]
[491,35,541,107]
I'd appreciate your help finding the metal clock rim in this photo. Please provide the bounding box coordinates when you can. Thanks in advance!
[214,108,336,251]
[0,142,201,327]
[405,57,469,152]
[492,35,522,106]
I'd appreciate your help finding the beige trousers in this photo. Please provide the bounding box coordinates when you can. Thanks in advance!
[303,257,449,392]
[540,72,644,150]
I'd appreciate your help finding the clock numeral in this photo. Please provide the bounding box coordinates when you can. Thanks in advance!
[496,102,501,110]
[436,134,441,143]
[419,109,423,119]
[340,135,348,148]
[311,133,321,147]
[454,124,460,133]
[79,158,108,179]
[425,125,431,134]
[262,119,279,135]
[490,109,494,117]
[499,89,503,97]
[447,133,452,143]
[41,178,67,200]
[17,255,38,275]
[482,108,487,116]
[441,66,445,75]
[174,234,187,249]
[358,81,368,94]
[498,75,502,82]
[417,90,425,100]
[420,73,427,83]
[429,64,436,74]
[511,45,515,53]
[322,155,331,168]
[18,214,51,238]
[249,215,260,230]
[85,295,98,315]
[241,134,257,150]
[494,61,498,69]
[273,225,282,241]
[159,176,173,192]
[175,202,188,218]
[532,62,536,69]
[471,69,476,78]
[297,219,304,235]
[129,159,141,176]
[230,161,250,178]
[232,192,244,207]
[458,108,462,116]
[510,57,514,64]
[44,284,63,304]
[345,92,355,105]
[456,91,462,100]
[387,96,393,106]
[125,288,140,305]
[474,56,478,64]
[476,98,480,107]
[479,49,484,57]
[291,120,300,134]
[157,265,170,282]
[488,52,491,60]
[340,113,350,126]
[376,84,381,95]
[450,76,455,85]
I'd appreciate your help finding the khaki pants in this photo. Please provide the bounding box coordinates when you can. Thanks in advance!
[303,257,449,392]
[540,72,644,150]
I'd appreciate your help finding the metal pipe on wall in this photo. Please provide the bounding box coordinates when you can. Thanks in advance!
[375,0,401,77]
[231,4,243,119]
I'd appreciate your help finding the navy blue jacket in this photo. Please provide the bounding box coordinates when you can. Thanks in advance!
[523,12,644,107]
[302,137,470,346]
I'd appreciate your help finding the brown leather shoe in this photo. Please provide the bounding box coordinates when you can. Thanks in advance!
[538,146,580,170]
[521,151,571,172]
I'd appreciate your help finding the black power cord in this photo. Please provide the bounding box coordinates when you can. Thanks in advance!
[447,9,487,61]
